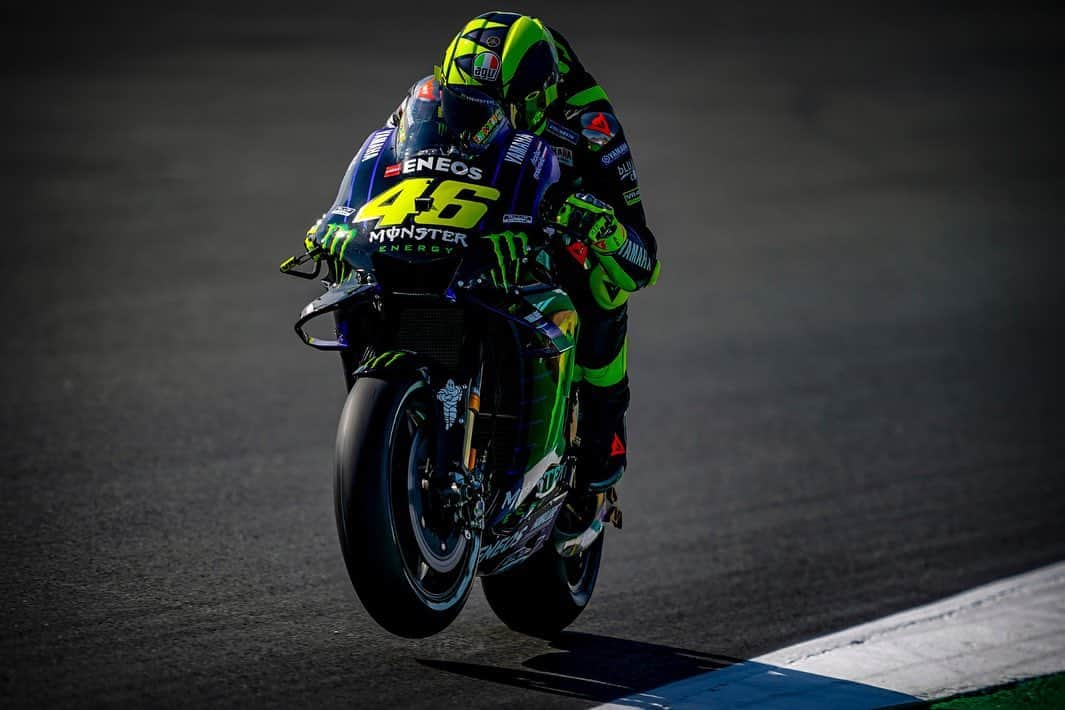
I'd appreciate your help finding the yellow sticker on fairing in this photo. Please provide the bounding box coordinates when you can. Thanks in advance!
[354,178,501,229]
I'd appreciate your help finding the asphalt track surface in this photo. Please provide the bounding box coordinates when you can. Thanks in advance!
[3,2,1064,707]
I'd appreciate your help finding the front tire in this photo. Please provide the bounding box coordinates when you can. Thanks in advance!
[334,376,477,638]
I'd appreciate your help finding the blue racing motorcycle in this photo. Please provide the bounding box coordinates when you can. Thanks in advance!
[280,79,620,638]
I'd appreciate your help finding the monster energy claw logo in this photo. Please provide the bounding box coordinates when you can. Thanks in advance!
[436,379,464,429]
[483,231,529,289]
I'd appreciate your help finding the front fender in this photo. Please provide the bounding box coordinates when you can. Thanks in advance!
[353,349,435,381]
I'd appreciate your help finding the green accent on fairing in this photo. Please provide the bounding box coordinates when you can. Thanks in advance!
[500,16,549,87]
[505,232,527,282]
[583,337,627,388]
[648,260,661,286]
[365,350,407,370]
[524,291,577,353]
[483,233,510,289]
[566,85,609,106]
[329,228,350,256]
[519,289,580,473]
[318,222,340,251]
[338,230,355,265]
[482,231,529,289]
[526,291,560,312]
[313,224,353,282]
[589,264,632,310]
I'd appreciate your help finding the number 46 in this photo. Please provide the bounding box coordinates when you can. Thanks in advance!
[354,178,501,229]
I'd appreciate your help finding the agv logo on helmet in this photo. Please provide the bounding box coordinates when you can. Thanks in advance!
[472,52,501,82]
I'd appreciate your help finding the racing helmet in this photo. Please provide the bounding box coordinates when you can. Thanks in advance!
[438,11,560,134]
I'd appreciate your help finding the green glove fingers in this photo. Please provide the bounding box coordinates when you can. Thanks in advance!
[557,192,628,255]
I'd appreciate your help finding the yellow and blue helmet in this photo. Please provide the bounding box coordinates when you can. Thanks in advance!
[438,11,560,134]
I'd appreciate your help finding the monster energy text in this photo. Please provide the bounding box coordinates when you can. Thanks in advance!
[369,225,468,247]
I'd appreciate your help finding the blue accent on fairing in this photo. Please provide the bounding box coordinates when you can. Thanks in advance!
[502,133,562,218]
[343,130,378,207]
[342,156,359,208]
[490,136,509,186]
[532,146,561,218]
[336,318,350,348]
[508,150,530,214]
[366,129,396,203]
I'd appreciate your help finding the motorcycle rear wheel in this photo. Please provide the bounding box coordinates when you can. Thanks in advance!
[334,376,477,638]
[481,514,604,638]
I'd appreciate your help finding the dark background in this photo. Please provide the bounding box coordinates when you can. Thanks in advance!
[3,1,1064,707]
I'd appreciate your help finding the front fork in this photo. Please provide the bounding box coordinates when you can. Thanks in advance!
[342,343,487,540]
[434,359,486,539]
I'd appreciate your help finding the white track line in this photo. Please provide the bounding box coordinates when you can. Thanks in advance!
[597,560,1065,709]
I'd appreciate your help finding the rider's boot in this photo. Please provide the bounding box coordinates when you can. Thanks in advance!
[575,376,629,495]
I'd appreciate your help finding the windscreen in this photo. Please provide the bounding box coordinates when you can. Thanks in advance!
[396,77,505,160]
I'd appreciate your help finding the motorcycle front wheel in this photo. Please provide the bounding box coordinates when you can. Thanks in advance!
[333,376,477,638]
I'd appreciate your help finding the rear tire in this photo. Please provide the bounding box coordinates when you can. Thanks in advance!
[481,524,604,638]
[334,376,477,638]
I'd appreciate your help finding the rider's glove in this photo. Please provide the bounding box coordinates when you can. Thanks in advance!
[304,215,326,258]
[556,192,628,255]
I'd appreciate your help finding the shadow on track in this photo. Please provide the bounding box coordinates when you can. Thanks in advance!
[418,631,737,704]
[418,631,921,707]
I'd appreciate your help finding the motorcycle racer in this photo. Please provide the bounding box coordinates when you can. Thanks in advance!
[390,11,661,504]
[290,12,657,634]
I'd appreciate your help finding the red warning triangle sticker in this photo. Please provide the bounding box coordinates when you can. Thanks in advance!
[589,112,613,136]
[610,433,626,456]
[566,240,588,265]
